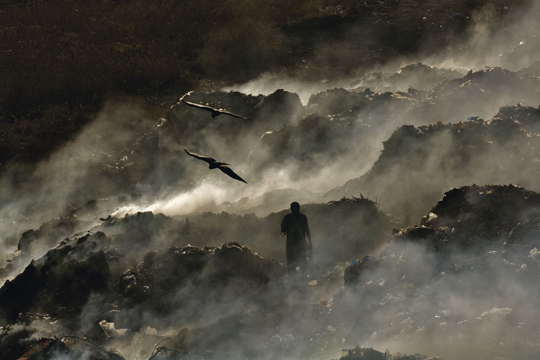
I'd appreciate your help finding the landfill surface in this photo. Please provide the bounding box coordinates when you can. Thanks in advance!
[2,2,540,360]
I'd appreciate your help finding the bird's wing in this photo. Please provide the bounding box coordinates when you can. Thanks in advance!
[217,109,251,120]
[217,165,247,183]
[182,99,218,112]
[184,149,216,165]
[182,99,250,120]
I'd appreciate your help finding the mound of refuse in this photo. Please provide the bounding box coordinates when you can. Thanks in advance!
[87,65,540,209]
[248,66,540,212]
[0,237,286,359]
[248,86,423,184]
[1,236,285,323]
[339,346,440,360]
[118,243,284,317]
[420,184,540,244]
[326,105,540,225]
[3,61,540,360]
[0,193,398,360]
[338,185,540,360]
[185,196,394,270]
[0,237,111,324]
[5,64,539,240]
[351,63,462,93]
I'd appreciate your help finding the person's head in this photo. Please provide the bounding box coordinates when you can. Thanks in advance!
[290,202,300,213]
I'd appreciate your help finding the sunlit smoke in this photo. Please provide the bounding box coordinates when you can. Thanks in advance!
[223,73,352,105]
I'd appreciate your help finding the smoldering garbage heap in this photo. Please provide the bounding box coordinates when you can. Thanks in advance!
[326,103,540,224]
[2,62,540,359]
[339,347,439,360]
[0,239,285,359]
[0,197,396,360]
[90,63,540,214]
[7,63,533,230]
[0,199,413,360]
[2,197,393,283]
[342,184,540,360]
[5,185,540,359]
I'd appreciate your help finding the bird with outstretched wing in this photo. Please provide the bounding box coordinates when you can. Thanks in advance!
[181,99,251,120]
[184,149,247,184]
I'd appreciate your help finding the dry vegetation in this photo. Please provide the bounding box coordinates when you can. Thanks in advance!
[0,0,529,166]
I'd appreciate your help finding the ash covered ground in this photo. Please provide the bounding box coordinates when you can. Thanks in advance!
[2,1,540,359]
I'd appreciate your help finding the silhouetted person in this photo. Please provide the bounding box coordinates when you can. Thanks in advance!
[281,202,312,274]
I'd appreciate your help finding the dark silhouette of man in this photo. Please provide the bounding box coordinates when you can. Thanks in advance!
[281,202,312,274]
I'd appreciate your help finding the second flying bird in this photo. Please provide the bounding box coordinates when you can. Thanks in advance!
[184,149,247,184]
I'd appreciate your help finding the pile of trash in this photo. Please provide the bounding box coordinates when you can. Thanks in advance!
[338,346,440,360]
[0,233,287,359]
[345,184,540,284]
[3,59,540,359]
[351,63,462,93]
[94,64,540,216]
[326,104,540,224]
[6,63,536,227]
[118,243,285,315]
[185,196,394,270]
[421,184,540,244]
[338,185,540,359]
[0,236,111,323]
[0,193,397,360]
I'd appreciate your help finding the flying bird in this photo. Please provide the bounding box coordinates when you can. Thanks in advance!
[181,99,251,120]
[184,149,247,184]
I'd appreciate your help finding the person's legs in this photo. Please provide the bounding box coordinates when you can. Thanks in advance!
[287,253,299,273]
[297,254,307,275]
[287,242,306,274]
